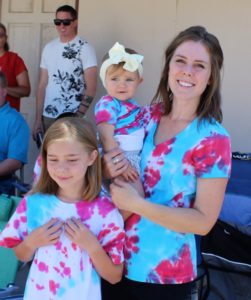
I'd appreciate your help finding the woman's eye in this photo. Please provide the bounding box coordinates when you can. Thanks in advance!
[176,59,185,64]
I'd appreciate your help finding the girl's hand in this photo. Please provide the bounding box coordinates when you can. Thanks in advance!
[102,148,128,179]
[65,217,99,253]
[25,218,63,250]
[110,178,143,212]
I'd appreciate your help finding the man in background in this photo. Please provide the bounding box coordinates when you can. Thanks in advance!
[0,71,29,195]
[33,4,97,137]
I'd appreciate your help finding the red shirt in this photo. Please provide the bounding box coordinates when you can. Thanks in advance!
[0,51,28,111]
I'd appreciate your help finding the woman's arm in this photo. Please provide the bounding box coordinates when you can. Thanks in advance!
[110,177,228,235]
[6,70,31,98]
[102,148,129,180]
[99,124,139,182]
[65,217,123,284]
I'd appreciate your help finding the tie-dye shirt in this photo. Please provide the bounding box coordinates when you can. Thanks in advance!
[124,104,231,284]
[94,95,145,135]
[0,193,125,300]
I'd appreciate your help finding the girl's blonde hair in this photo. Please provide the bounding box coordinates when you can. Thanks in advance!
[33,117,102,201]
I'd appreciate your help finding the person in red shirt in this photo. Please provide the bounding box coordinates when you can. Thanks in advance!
[0,23,30,111]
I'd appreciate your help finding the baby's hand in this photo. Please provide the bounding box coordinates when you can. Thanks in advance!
[121,163,139,182]
[65,217,99,253]
[25,218,63,250]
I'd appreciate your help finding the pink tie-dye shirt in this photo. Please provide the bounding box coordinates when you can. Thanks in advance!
[0,192,125,300]
[124,103,231,284]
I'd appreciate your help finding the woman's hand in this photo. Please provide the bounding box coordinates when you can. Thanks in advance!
[110,178,143,212]
[102,148,128,179]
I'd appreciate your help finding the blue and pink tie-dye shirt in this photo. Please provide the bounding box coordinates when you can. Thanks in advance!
[0,193,125,300]
[124,104,231,284]
[94,95,146,135]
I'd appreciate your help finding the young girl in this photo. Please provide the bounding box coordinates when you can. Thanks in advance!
[0,117,125,300]
[95,42,147,193]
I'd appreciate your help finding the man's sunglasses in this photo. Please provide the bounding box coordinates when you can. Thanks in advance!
[54,19,75,26]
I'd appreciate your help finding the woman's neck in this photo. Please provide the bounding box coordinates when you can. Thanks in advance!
[170,98,197,122]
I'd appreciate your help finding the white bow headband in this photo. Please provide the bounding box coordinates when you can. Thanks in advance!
[100,42,144,87]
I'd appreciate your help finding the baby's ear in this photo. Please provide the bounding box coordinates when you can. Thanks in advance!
[139,78,144,84]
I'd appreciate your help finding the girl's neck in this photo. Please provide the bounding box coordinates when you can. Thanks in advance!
[57,187,85,203]
[57,193,82,203]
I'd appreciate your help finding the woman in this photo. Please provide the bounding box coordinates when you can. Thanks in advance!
[102,26,231,300]
[0,23,30,111]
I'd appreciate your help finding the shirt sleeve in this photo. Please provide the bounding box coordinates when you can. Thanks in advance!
[95,96,119,126]
[97,207,125,265]
[8,115,30,163]
[13,54,27,77]
[0,197,28,248]
[40,44,48,69]
[80,42,97,70]
[184,133,232,178]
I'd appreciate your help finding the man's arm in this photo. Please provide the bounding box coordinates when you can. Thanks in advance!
[77,66,97,115]
[0,159,22,176]
[1,112,29,177]
[32,68,48,138]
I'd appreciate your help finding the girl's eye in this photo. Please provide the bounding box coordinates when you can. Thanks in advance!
[195,64,205,69]
[68,159,78,162]
[48,159,57,162]
[126,78,134,82]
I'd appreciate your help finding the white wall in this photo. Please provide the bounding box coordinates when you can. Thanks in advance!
[78,0,251,152]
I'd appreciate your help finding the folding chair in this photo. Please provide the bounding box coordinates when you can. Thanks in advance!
[192,235,210,300]
[13,165,30,197]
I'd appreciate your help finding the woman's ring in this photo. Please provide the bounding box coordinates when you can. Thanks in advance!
[112,156,120,164]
